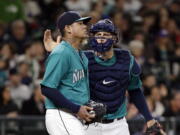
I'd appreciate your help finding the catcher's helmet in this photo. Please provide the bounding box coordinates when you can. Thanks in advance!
[89,19,118,52]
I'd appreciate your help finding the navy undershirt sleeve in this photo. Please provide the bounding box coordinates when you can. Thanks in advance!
[41,85,80,113]
[128,88,153,121]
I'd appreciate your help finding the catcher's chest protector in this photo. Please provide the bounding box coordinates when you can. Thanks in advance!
[85,49,131,114]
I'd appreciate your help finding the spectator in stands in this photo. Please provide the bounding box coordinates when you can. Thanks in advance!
[18,61,32,86]
[111,11,125,48]
[32,40,45,79]
[158,83,169,106]
[33,40,45,62]
[22,0,42,23]
[0,86,18,117]
[8,20,30,54]
[40,0,67,27]
[0,0,24,23]
[163,90,180,134]
[65,0,91,14]
[158,7,169,30]
[140,0,162,12]
[0,57,8,87]
[90,0,104,16]
[141,11,157,43]
[148,30,173,82]
[168,1,180,28]
[132,30,146,43]
[112,0,125,12]
[0,42,18,69]
[17,41,40,82]
[89,11,101,24]
[146,85,165,118]
[0,22,7,42]
[153,29,173,62]
[111,11,132,44]
[142,74,157,96]
[123,0,142,15]
[163,91,180,117]
[8,68,31,109]
[166,19,178,38]
[21,83,45,115]
[169,35,180,89]
[111,11,123,31]
[129,40,145,66]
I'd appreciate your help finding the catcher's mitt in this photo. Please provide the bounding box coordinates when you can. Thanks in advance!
[85,100,107,125]
[145,121,166,135]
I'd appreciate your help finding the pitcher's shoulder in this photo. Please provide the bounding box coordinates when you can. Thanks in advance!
[51,43,71,56]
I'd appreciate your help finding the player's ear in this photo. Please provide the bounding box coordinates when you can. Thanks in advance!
[64,25,71,34]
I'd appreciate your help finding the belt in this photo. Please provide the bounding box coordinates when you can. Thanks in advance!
[100,117,124,124]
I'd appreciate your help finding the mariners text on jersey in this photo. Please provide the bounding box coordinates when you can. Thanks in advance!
[73,69,85,83]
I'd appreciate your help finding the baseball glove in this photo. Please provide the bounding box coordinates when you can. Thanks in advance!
[145,121,166,135]
[85,100,107,125]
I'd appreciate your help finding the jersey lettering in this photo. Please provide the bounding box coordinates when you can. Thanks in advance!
[73,69,85,83]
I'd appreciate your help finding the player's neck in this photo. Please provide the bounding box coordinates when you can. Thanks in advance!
[64,37,82,50]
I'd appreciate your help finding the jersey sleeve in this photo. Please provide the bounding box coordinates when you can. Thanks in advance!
[128,55,142,91]
[41,52,69,89]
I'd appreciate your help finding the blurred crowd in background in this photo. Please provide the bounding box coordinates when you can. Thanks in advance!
[0,0,180,123]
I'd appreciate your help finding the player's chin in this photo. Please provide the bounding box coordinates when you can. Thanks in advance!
[81,33,89,39]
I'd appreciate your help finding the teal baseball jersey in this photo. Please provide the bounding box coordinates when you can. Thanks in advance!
[93,52,142,119]
[41,41,90,109]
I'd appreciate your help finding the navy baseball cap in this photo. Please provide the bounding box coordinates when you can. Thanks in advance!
[57,11,91,33]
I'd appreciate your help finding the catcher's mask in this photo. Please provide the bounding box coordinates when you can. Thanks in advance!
[89,19,118,52]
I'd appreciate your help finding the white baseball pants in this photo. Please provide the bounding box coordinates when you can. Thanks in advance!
[45,109,85,135]
[85,117,130,135]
